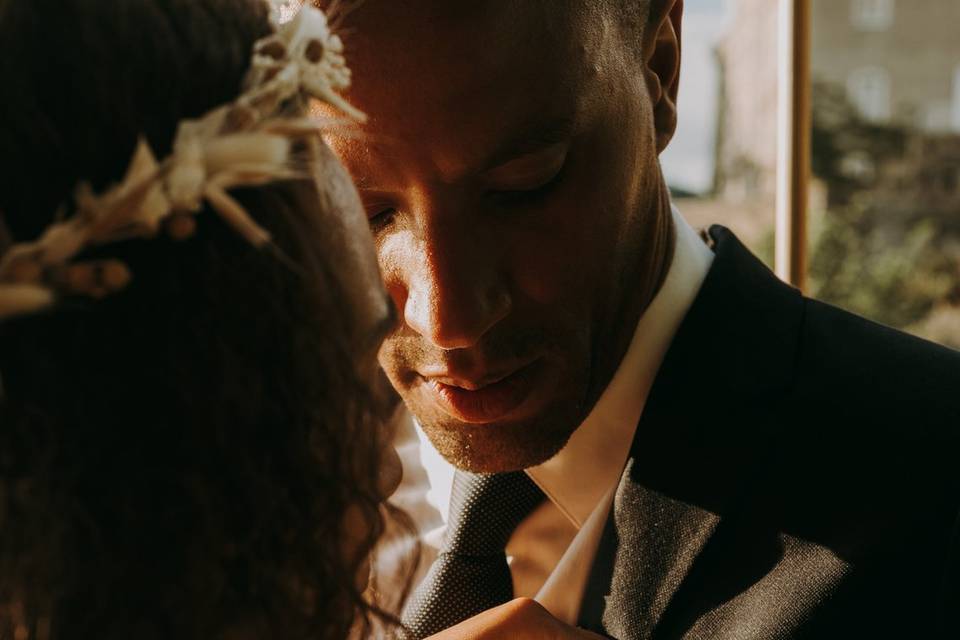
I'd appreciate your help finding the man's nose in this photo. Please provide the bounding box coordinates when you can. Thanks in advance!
[399,211,510,351]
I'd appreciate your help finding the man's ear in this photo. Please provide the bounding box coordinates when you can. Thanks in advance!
[642,0,683,153]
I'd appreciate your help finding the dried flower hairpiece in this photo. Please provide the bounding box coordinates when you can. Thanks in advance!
[0,4,364,320]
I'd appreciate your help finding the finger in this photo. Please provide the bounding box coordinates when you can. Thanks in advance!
[423,598,607,639]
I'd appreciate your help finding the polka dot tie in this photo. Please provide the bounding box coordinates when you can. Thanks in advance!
[400,470,546,638]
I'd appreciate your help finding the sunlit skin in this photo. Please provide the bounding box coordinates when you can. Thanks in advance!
[323,0,684,473]
[426,598,606,639]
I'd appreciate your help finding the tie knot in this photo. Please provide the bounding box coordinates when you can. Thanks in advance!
[443,470,545,555]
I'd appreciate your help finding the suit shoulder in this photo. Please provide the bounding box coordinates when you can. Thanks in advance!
[793,297,960,426]
[801,297,960,367]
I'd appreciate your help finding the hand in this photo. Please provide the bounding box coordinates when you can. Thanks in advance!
[424,598,608,640]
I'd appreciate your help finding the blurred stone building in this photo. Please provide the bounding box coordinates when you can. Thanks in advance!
[714,0,960,203]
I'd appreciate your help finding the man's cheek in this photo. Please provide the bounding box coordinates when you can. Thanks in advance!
[377,341,414,389]
[504,199,613,305]
[510,236,598,305]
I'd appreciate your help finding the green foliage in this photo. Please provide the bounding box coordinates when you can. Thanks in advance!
[807,80,960,345]
[809,206,955,329]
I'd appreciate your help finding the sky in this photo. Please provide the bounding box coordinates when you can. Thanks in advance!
[660,0,731,194]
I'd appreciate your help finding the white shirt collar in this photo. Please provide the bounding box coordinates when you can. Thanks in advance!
[525,205,714,528]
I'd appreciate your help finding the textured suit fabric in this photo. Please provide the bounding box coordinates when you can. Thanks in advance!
[578,226,960,639]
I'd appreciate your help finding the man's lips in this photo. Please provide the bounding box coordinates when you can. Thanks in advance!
[421,368,519,391]
[420,360,542,424]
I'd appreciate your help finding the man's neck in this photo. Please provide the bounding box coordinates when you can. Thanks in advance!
[636,180,678,316]
[583,179,677,413]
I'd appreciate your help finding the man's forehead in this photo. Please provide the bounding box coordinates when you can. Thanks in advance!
[322,1,619,185]
[341,0,566,34]
[341,0,587,82]
[340,7,591,132]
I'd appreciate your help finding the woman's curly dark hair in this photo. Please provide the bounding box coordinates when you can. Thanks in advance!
[0,0,413,637]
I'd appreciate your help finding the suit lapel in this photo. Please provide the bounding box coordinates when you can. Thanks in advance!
[580,226,806,640]
[594,461,721,639]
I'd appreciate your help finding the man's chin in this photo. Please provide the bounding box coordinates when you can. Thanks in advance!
[419,417,576,473]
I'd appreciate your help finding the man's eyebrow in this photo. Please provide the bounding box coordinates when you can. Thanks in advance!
[480,116,576,172]
[351,117,576,190]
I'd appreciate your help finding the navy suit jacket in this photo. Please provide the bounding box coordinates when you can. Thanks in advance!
[578,226,960,639]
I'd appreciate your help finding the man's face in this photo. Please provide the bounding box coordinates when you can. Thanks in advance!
[324,1,679,472]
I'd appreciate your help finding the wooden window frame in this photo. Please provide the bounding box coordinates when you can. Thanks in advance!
[775,0,811,291]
